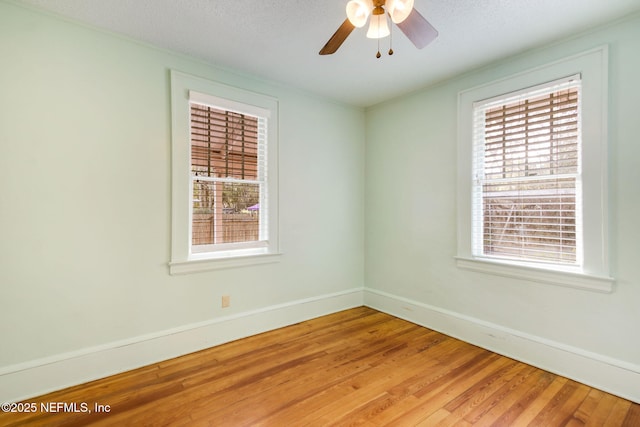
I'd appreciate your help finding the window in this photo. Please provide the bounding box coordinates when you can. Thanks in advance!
[190,96,267,252]
[170,71,279,274]
[457,46,613,292]
[472,76,581,266]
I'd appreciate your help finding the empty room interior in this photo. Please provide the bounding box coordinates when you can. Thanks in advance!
[1,0,639,425]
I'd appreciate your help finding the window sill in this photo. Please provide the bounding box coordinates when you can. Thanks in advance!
[169,252,282,275]
[454,256,614,293]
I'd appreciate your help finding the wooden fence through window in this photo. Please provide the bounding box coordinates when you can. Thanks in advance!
[192,213,259,245]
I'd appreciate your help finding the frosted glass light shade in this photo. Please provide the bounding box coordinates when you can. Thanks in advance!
[366,13,390,39]
[346,0,371,28]
[387,0,414,23]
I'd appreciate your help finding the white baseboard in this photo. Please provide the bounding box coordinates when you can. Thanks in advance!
[364,288,640,404]
[5,287,637,405]
[0,288,364,403]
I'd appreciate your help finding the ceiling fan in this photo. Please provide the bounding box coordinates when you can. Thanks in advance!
[319,0,438,57]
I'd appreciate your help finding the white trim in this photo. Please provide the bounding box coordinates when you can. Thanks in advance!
[455,256,614,293]
[457,46,611,290]
[473,73,581,108]
[364,288,640,404]
[0,288,364,403]
[169,251,282,274]
[4,287,637,405]
[170,70,280,274]
[189,90,272,119]
[190,240,269,255]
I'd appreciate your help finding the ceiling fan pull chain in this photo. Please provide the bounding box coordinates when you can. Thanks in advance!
[376,36,381,58]
[388,15,394,55]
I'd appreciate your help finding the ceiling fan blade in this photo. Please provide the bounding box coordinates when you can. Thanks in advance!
[396,8,438,49]
[319,19,356,55]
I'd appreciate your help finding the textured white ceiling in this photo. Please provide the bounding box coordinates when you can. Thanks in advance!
[16,0,640,107]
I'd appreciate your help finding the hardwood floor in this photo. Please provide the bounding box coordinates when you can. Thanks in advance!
[1,307,638,426]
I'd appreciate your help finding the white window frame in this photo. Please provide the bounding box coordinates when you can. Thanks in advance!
[169,71,280,274]
[456,46,614,292]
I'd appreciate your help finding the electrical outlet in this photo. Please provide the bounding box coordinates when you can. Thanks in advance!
[221,295,231,308]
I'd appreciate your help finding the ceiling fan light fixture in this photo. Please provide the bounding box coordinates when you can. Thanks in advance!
[387,0,414,23]
[346,0,372,28]
[319,0,437,56]
[366,13,390,39]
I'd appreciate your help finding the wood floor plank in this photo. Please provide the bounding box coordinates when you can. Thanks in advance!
[543,382,591,426]
[274,333,455,425]
[487,370,556,426]
[460,363,532,424]
[416,407,452,425]
[315,338,462,425]
[604,399,633,426]
[0,307,637,427]
[435,357,522,426]
[382,352,504,425]
[194,314,432,426]
[623,402,640,426]
[509,376,570,425]
[468,365,544,425]
[287,344,449,425]
[585,392,621,426]
[250,338,439,424]
[528,380,584,426]
[574,388,606,424]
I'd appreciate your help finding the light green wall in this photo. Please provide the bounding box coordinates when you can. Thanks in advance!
[365,14,640,365]
[0,2,365,366]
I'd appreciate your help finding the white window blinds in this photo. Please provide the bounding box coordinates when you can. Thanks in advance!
[471,75,582,266]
